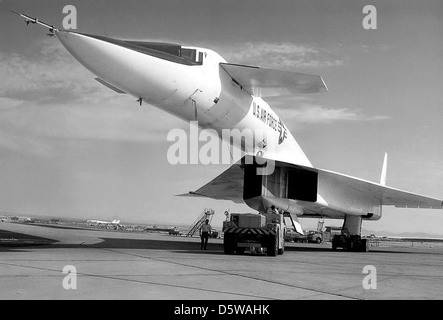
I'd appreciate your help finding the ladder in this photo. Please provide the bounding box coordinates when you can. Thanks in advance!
[317,218,325,232]
[283,212,304,234]
[185,208,215,237]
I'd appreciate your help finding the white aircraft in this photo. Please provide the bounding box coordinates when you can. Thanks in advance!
[14,13,442,252]
[87,219,121,225]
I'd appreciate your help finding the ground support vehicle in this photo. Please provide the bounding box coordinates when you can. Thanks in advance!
[223,213,285,257]
[168,227,181,236]
[307,231,323,244]
[285,229,308,243]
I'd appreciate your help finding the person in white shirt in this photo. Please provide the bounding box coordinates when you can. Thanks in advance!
[267,205,279,214]
[200,219,212,250]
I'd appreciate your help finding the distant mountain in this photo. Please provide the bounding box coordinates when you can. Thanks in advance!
[362,228,443,239]
[393,231,443,239]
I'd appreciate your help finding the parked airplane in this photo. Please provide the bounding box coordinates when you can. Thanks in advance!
[86,219,121,225]
[13,13,442,252]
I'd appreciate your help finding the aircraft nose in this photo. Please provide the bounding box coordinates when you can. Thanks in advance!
[56,31,116,76]
[55,31,150,98]
[55,31,188,103]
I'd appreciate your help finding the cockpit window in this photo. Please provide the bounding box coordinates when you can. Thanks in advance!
[126,41,181,56]
[84,34,204,66]
[127,41,203,65]
[181,48,196,62]
[180,48,203,65]
[126,41,203,65]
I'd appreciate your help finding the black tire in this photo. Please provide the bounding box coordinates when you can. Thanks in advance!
[345,239,353,251]
[316,238,322,244]
[223,234,235,254]
[361,239,369,252]
[267,234,278,257]
[278,238,285,255]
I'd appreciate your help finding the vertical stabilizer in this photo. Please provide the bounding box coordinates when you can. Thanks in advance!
[380,153,388,186]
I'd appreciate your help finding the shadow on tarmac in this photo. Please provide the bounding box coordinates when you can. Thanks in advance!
[1,228,330,253]
[2,228,441,256]
[0,229,57,251]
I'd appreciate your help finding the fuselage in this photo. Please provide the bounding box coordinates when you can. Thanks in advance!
[56,31,312,167]
[55,31,381,222]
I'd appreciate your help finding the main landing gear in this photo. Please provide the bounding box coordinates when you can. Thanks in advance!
[331,215,370,252]
[332,234,369,252]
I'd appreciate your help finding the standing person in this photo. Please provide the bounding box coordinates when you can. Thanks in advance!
[267,205,279,214]
[200,219,212,250]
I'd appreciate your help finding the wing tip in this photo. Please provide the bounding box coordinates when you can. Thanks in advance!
[175,191,197,197]
[221,62,329,96]
[320,76,329,92]
[380,152,388,186]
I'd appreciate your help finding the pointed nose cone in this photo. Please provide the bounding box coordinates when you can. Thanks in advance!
[56,31,120,78]
[56,31,92,60]
[55,31,152,97]
[55,31,213,107]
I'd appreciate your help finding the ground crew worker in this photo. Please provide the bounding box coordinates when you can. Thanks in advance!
[200,219,212,250]
[267,205,279,214]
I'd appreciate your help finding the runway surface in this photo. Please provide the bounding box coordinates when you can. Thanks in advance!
[1,221,442,300]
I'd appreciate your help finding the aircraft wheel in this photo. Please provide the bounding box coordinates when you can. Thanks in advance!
[267,235,278,257]
[347,239,354,251]
[223,234,235,254]
[361,239,369,252]
[278,239,285,255]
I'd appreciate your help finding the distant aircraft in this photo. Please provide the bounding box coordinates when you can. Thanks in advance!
[87,219,121,225]
[13,12,442,252]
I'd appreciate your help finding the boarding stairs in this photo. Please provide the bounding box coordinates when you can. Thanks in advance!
[185,208,215,237]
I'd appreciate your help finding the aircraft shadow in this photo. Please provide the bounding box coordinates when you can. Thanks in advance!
[2,228,441,256]
[0,228,57,252]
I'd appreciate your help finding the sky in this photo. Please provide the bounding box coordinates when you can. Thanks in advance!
[0,0,443,236]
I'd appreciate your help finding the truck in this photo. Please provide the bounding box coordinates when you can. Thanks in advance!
[222,213,286,257]
[306,230,323,244]
[323,226,342,242]
[209,229,219,238]
[285,228,308,243]
[168,227,181,236]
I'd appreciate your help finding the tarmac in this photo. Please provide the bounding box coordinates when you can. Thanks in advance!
[1,221,443,300]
